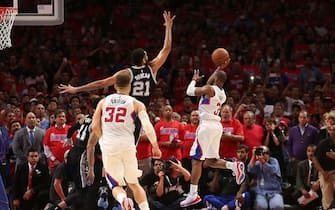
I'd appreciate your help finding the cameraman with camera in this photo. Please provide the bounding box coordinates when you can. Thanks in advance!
[141,157,190,210]
[248,146,284,210]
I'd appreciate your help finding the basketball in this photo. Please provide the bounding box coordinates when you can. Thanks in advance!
[211,48,230,67]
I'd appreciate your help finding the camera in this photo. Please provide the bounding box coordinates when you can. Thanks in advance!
[162,156,178,175]
[255,147,264,156]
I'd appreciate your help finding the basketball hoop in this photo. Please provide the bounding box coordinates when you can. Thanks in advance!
[0,7,17,50]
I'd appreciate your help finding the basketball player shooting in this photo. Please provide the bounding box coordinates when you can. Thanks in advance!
[180,49,245,208]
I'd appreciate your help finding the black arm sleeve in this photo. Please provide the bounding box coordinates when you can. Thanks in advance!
[67,122,81,139]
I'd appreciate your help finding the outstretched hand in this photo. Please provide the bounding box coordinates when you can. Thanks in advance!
[192,69,205,82]
[58,84,76,94]
[163,11,176,29]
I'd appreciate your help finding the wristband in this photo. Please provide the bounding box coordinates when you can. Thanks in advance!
[186,80,196,96]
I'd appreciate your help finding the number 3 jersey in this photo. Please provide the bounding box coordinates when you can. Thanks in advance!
[198,86,226,121]
[99,93,137,154]
[128,65,157,106]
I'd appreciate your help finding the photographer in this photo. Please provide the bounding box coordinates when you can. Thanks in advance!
[248,146,284,210]
[141,157,190,210]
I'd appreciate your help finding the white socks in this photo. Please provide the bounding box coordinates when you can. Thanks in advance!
[190,184,198,194]
[138,201,150,210]
[116,193,127,204]
[226,161,233,170]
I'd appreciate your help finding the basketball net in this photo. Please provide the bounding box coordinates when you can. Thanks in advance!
[0,7,17,50]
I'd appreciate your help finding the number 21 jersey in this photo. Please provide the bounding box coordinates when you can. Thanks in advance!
[128,65,157,106]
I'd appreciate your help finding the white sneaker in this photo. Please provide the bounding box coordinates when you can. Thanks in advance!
[121,197,134,210]
[180,192,202,207]
[230,161,245,185]
[221,205,229,210]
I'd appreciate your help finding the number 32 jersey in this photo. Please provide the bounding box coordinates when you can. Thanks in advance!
[128,65,157,106]
[100,93,137,154]
[198,86,226,121]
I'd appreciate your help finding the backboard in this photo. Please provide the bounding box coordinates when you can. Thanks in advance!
[12,0,64,26]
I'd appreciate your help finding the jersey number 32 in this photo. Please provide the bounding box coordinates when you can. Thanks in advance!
[104,107,127,123]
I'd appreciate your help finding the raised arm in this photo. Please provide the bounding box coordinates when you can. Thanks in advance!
[149,11,175,75]
[58,69,129,94]
[187,69,214,97]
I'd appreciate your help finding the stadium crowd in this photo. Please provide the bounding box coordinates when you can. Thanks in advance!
[1,0,335,209]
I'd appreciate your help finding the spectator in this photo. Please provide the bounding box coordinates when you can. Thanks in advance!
[43,109,73,175]
[0,109,15,140]
[5,120,22,188]
[181,110,199,173]
[12,147,50,210]
[248,146,284,210]
[319,112,333,140]
[34,103,49,130]
[288,103,303,127]
[147,157,190,210]
[287,110,319,161]
[220,104,244,159]
[46,99,58,116]
[242,111,264,157]
[313,111,335,209]
[13,112,45,167]
[295,144,321,209]
[155,105,184,161]
[263,117,286,180]
[66,95,81,125]
[140,159,163,208]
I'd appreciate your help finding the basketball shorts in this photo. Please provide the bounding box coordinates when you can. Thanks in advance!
[190,120,223,160]
[102,149,142,188]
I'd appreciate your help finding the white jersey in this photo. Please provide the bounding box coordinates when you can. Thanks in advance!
[99,93,136,154]
[198,85,226,121]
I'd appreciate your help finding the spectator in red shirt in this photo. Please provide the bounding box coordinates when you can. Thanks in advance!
[136,127,153,179]
[43,109,73,175]
[181,110,199,172]
[154,105,184,161]
[219,105,244,159]
[242,111,264,157]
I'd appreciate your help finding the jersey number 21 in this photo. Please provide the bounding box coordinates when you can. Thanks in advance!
[132,81,150,96]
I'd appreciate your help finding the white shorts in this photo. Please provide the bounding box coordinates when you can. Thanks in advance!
[190,120,222,160]
[102,149,142,188]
